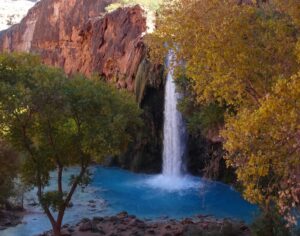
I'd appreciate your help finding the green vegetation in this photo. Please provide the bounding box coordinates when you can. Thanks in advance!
[176,76,226,137]
[106,0,162,12]
[0,140,19,208]
[0,53,142,236]
[105,0,162,34]
[147,0,300,231]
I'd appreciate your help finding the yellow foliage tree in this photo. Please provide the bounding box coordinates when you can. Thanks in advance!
[146,0,299,108]
[273,0,300,29]
[222,74,300,225]
[146,0,300,226]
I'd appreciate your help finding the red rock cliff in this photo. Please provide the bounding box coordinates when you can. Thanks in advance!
[0,0,162,95]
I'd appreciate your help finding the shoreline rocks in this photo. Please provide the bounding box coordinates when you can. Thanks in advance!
[0,209,23,230]
[40,212,251,236]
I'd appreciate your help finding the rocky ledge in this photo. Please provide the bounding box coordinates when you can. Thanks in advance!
[41,212,250,236]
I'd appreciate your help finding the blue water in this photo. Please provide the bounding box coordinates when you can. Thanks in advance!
[2,166,258,236]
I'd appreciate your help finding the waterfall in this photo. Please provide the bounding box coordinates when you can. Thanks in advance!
[145,52,198,191]
[162,53,187,177]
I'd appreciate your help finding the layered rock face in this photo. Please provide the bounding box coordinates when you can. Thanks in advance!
[0,0,164,173]
[0,0,163,95]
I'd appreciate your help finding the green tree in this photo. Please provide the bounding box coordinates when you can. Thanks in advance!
[0,53,142,235]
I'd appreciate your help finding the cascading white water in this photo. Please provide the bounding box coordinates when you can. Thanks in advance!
[162,53,187,177]
[144,52,198,191]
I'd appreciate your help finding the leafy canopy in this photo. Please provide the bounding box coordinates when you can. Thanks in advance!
[0,53,142,235]
[222,74,300,226]
[147,0,299,108]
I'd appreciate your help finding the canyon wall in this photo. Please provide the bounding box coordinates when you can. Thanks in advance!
[0,0,163,97]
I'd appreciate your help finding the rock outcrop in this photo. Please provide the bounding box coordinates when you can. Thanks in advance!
[0,0,164,173]
[0,0,163,96]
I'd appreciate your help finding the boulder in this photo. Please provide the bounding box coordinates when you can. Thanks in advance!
[79,220,92,232]
[117,211,129,219]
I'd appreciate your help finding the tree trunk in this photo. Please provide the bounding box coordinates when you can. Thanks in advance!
[21,193,24,210]
[52,224,61,236]
[56,209,65,236]
[58,165,63,194]
[37,182,58,236]
[54,166,87,236]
